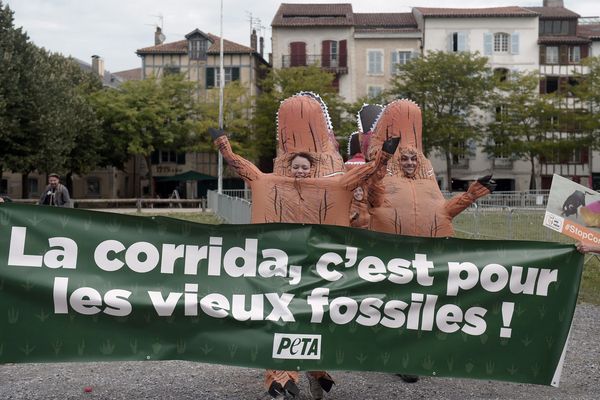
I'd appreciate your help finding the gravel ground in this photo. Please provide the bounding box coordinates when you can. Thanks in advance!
[0,303,597,400]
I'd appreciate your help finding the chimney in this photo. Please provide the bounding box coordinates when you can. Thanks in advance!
[543,0,564,7]
[91,55,104,78]
[259,37,264,57]
[155,26,165,45]
[251,29,257,52]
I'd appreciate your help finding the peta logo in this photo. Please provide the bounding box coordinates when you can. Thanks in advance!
[272,333,321,360]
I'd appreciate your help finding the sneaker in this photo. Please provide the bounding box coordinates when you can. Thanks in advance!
[397,374,419,383]
[306,373,324,400]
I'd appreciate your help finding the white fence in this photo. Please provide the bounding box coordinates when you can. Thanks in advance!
[207,190,251,224]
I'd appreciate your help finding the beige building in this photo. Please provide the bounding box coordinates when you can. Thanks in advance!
[271,4,421,103]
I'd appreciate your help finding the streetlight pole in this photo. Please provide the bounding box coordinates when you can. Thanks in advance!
[217,0,224,194]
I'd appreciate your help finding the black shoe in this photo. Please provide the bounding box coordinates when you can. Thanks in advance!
[397,374,419,383]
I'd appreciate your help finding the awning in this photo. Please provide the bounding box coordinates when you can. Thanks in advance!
[154,171,217,182]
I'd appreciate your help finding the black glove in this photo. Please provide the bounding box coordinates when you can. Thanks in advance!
[208,128,226,140]
[477,175,497,192]
[381,137,400,155]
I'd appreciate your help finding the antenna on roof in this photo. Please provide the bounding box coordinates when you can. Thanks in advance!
[151,13,164,30]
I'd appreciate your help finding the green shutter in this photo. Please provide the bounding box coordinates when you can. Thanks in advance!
[206,67,214,88]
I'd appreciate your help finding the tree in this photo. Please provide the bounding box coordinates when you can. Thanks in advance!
[91,74,200,196]
[251,65,344,171]
[484,71,564,190]
[571,56,600,185]
[388,51,493,190]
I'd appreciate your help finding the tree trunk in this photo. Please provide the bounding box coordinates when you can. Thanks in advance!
[445,151,453,191]
[66,171,74,198]
[529,158,536,190]
[145,155,154,197]
[21,172,29,199]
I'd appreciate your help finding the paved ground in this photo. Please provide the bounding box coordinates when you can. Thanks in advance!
[0,304,597,400]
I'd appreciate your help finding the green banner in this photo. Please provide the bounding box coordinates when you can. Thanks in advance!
[0,203,583,386]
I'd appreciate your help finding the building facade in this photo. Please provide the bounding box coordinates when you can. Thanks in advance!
[270,1,599,191]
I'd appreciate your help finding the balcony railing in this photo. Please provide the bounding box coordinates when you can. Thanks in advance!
[281,54,348,74]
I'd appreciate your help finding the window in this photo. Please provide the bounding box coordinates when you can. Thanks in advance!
[0,179,7,195]
[546,46,559,64]
[494,68,509,82]
[86,178,101,197]
[390,51,413,74]
[367,85,383,99]
[206,67,240,88]
[164,65,181,75]
[330,41,338,65]
[569,46,581,63]
[546,77,559,93]
[494,33,510,53]
[28,178,39,195]
[367,50,383,75]
[189,39,209,60]
[449,32,467,52]
[151,150,186,165]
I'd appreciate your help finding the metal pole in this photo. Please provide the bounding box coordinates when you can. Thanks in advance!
[217,0,224,193]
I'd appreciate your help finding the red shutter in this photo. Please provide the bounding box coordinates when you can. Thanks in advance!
[559,45,568,65]
[322,40,331,67]
[581,148,589,164]
[339,40,347,68]
[290,42,306,66]
[539,45,546,65]
[581,45,589,59]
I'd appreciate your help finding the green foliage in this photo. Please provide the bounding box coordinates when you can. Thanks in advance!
[192,81,255,159]
[1,0,104,196]
[251,65,344,169]
[571,56,600,150]
[388,51,493,190]
[484,70,565,189]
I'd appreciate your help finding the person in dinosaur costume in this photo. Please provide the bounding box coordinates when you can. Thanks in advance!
[345,104,385,229]
[211,92,399,399]
[367,99,495,237]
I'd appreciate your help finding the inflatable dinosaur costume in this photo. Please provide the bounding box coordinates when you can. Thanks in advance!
[211,92,399,399]
[367,99,495,237]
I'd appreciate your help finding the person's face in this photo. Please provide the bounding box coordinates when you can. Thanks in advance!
[48,176,59,188]
[291,156,311,178]
[353,186,364,201]
[400,153,418,177]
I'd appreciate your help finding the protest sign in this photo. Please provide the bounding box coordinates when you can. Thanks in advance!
[543,174,600,245]
[0,203,583,386]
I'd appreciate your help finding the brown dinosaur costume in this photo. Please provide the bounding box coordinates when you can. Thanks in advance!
[367,99,494,237]
[211,93,398,399]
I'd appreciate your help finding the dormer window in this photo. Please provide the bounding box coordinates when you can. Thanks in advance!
[185,29,213,61]
[190,39,208,60]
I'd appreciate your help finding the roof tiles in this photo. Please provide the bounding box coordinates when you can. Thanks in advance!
[414,6,538,18]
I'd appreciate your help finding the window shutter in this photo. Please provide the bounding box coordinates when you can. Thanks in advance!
[581,148,589,164]
[231,67,240,81]
[511,33,519,54]
[322,40,331,67]
[581,45,589,59]
[559,45,568,64]
[206,67,214,88]
[391,51,398,74]
[339,40,347,67]
[290,42,306,66]
[484,33,493,55]
[457,32,467,51]
[151,150,160,165]
[539,45,546,64]
[539,77,546,94]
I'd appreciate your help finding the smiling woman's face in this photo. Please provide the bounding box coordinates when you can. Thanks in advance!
[291,156,311,178]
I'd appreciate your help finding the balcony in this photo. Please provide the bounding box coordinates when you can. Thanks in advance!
[281,54,348,74]
[493,158,513,169]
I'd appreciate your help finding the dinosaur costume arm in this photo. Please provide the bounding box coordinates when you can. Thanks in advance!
[445,180,491,218]
[340,139,396,191]
[213,134,261,183]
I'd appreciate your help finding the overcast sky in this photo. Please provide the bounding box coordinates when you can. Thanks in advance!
[5,0,599,72]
